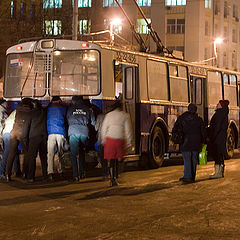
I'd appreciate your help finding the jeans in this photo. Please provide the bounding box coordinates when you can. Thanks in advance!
[69,134,87,178]
[0,133,20,176]
[182,151,198,180]
[47,134,66,174]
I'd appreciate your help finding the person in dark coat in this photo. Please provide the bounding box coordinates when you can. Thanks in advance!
[67,96,95,182]
[5,98,33,182]
[208,99,229,179]
[22,99,48,182]
[172,103,205,183]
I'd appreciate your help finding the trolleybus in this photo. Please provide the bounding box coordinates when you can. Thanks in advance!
[4,38,239,167]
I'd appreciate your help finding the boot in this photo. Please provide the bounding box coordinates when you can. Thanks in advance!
[109,167,118,187]
[220,164,225,177]
[109,159,118,187]
[209,164,223,179]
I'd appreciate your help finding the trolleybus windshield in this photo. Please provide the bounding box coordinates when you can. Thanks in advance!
[4,49,101,98]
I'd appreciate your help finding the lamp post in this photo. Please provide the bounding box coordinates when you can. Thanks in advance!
[110,18,121,45]
[213,37,223,66]
[72,0,78,40]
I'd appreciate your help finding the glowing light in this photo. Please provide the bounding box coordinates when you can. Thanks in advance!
[110,18,122,25]
[16,46,22,51]
[54,51,61,56]
[214,37,223,45]
[81,43,88,48]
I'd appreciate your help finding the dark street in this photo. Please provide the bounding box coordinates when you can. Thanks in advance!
[1,152,240,240]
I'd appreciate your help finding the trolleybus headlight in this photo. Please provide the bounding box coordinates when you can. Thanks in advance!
[81,43,88,48]
[54,51,61,56]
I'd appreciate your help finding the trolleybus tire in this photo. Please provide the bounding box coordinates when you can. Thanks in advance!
[149,126,165,168]
[226,127,235,159]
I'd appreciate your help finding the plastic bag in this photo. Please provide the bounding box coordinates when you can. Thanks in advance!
[199,144,207,165]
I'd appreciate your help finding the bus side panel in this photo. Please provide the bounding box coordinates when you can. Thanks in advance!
[139,102,188,153]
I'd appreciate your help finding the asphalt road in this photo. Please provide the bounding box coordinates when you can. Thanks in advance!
[1,152,240,240]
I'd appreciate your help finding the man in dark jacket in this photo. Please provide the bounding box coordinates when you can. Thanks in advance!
[67,96,95,181]
[173,103,205,183]
[208,99,229,179]
[22,99,48,182]
[5,98,33,182]
[47,96,67,180]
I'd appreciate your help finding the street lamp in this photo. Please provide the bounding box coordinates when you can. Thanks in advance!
[213,37,223,65]
[110,18,122,45]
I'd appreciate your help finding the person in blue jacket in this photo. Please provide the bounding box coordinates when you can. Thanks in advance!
[67,96,95,182]
[47,96,67,181]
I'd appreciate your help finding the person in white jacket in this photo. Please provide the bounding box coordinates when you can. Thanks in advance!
[101,100,132,187]
[0,110,22,179]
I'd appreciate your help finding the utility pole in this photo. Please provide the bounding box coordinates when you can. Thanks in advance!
[72,0,78,40]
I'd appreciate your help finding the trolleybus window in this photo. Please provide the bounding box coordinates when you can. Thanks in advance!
[195,78,202,105]
[223,74,237,106]
[207,71,222,105]
[125,67,133,99]
[51,50,100,96]
[169,64,188,103]
[147,60,168,101]
[5,53,46,97]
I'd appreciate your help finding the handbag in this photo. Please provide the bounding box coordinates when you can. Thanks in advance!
[199,144,207,165]
[171,119,184,144]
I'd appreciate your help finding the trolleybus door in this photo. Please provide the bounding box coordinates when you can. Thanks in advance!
[122,65,139,154]
[191,76,206,122]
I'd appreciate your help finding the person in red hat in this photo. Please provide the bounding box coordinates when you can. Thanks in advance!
[208,99,229,179]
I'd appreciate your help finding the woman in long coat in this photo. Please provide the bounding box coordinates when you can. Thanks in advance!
[101,100,132,187]
[208,99,229,179]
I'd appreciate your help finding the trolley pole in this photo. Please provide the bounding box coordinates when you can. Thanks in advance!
[72,0,78,40]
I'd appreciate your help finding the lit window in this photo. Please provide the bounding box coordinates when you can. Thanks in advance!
[137,0,151,6]
[104,19,122,34]
[103,0,122,7]
[20,2,26,20]
[232,29,237,43]
[167,19,185,34]
[166,0,186,6]
[224,1,228,18]
[137,18,151,34]
[30,5,35,20]
[72,0,91,7]
[43,0,62,8]
[10,0,16,18]
[205,0,211,9]
[45,20,62,35]
[79,20,91,34]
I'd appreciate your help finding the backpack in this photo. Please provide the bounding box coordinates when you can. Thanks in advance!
[171,118,184,144]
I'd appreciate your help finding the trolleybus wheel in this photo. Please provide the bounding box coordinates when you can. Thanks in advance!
[226,127,235,159]
[149,126,165,168]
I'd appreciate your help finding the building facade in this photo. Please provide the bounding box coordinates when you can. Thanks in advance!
[0,0,240,75]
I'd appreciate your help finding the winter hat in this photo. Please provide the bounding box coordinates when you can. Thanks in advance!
[51,96,61,102]
[21,98,33,107]
[188,103,197,113]
[110,100,122,111]
[219,100,229,108]
[72,95,83,104]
